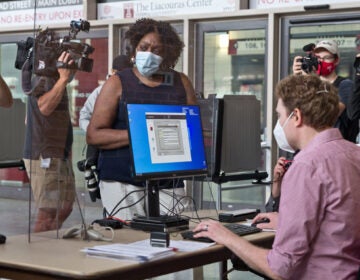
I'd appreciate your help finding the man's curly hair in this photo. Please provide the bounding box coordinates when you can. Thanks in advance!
[125,18,184,70]
[276,74,339,130]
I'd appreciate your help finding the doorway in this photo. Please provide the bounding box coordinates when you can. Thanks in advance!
[194,19,268,210]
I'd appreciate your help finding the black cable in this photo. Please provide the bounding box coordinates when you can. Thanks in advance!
[178,196,202,222]
[204,178,219,216]
[108,190,145,217]
[110,194,145,217]
[106,189,145,217]
[158,188,187,215]
[176,195,222,224]
[169,195,188,214]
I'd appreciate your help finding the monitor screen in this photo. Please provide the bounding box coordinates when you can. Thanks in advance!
[127,103,208,180]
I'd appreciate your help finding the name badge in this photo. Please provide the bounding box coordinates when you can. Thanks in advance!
[40,158,51,168]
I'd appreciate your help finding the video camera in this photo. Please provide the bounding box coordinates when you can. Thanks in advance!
[77,158,101,202]
[297,43,318,74]
[15,19,94,76]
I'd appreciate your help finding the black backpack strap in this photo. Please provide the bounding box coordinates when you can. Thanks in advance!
[349,75,360,121]
[333,76,346,88]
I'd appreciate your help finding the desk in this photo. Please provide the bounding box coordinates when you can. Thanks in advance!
[0,223,274,280]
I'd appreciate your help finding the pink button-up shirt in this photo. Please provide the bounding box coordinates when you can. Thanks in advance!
[268,128,360,279]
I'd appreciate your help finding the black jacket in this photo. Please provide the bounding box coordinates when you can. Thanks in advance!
[348,74,360,121]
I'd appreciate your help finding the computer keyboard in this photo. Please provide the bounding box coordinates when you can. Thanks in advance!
[181,223,262,243]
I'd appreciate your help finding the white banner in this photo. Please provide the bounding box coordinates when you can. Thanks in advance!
[97,0,236,20]
[250,0,353,9]
[0,1,83,27]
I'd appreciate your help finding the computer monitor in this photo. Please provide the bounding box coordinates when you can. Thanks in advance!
[126,103,207,227]
[197,95,264,182]
[126,103,208,181]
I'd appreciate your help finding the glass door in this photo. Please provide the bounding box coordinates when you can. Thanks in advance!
[196,20,267,124]
[194,19,268,210]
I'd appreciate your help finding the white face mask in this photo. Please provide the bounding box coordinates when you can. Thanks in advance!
[135,51,163,77]
[273,112,295,153]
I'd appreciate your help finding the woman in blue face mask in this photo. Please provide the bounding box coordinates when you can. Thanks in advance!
[87,18,197,221]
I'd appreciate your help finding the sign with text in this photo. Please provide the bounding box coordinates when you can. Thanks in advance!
[291,37,357,52]
[250,0,351,9]
[229,39,266,55]
[0,0,83,27]
[97,0,236,20]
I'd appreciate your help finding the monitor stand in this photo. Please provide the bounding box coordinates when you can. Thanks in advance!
[130,180,189,232]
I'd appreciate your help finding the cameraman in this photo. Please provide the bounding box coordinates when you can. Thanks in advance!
[293,40,357,142]
[21,51,76,232]
[0,74,12,108]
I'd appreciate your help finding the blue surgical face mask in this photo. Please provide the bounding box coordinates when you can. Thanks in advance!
[135,51,163,77]
[273,112,295,153]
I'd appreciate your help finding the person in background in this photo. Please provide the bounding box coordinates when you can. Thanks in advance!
[194,74,360,279]
[87,18,197,220]
[79,55,132,134]
[0,74,12,108]
[78,55,132,202]
[265,151,299,212]
[293,39,357,142]
[348,53,360,140]
[264,157,287,212]
[21,51,76,232]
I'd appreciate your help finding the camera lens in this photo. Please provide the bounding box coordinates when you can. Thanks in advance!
[300,56,317,74]
[84,169,99,202]
[301,60,309,72]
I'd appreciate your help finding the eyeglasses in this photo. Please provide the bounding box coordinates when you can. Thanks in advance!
[315,55,335,62]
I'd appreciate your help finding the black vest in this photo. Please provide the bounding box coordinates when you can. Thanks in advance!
[97,68,187,186]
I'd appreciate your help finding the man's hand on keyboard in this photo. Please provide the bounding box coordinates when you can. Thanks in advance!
[251,212,278,230]
[193,220,239,245]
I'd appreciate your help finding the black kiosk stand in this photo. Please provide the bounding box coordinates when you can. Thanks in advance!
[130,180,190,232]
[125,103,208,233]
[197,95,269,210]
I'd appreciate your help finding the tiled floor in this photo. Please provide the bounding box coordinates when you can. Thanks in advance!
[0,187,262,280]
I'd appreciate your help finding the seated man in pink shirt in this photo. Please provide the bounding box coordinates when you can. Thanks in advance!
[193,74,360,279]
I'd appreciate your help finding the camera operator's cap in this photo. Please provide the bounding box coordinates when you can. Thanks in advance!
[314,40,339,57]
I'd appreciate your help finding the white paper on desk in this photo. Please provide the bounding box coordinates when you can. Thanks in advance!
[82,243,175,263]
[130,239,216,252]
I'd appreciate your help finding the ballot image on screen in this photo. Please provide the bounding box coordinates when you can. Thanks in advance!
[126,103,207,180]
[146,113,191,163]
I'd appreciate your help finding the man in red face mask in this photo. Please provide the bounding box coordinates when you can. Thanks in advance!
[314,40,339,77]
[293,40,357,142]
